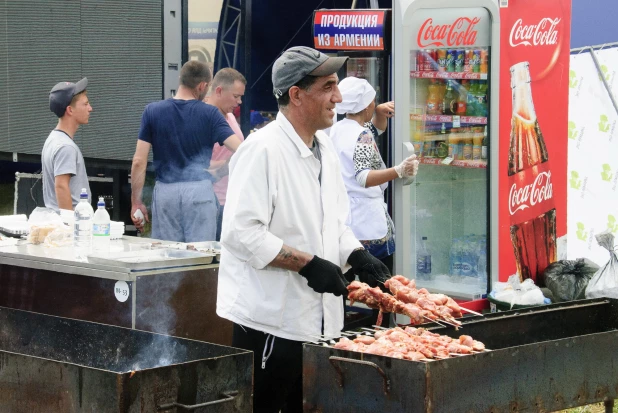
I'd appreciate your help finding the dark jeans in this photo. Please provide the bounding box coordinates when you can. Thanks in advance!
[232,323,303,413]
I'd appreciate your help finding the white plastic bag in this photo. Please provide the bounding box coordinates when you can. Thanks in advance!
[491,274,549,309]
[27,207,65,245]
[585,232,618,299]
[44,226,73,247]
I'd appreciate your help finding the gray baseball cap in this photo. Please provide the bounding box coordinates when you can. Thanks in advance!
[49,77,88,117]
[272,46,348,99]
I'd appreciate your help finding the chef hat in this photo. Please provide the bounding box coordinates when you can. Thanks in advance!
[336,77,376,115]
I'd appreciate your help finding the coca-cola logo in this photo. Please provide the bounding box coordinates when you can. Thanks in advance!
[509,171,553,215]
[504,0,568,81]
[509,18,561,47]
[417,17,480,48]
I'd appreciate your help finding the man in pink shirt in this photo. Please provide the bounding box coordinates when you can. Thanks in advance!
[204,68,246,240]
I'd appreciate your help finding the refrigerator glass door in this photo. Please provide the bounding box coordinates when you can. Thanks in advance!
[407,8,491,300]
[346,57,385,104]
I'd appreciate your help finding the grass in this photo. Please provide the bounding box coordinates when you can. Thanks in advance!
[559,403,617,412]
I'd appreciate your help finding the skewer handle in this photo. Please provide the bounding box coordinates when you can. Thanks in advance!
[459,306,484,317]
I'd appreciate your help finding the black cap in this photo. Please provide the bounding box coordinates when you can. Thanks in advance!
[49,78,88,117]
[272,46,347,99]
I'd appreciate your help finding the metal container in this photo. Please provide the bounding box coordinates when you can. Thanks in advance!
[0,306,252,412]
[303,298,618,413]
[87,248,215,270]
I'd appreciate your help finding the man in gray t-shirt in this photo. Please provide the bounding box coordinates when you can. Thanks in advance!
[42,78,93,211]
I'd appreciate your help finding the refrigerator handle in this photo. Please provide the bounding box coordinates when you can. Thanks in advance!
[401,142,416,186]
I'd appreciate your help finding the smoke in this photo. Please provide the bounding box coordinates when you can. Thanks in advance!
[129,272,189,372]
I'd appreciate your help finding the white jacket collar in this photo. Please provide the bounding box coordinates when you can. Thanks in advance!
[276,112,321,158]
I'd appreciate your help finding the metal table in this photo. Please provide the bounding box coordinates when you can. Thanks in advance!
[0,236,233,346]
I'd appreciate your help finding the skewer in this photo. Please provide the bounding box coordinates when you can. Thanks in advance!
[437,318,463,329]
[423,316,448,327]
[372,325,389,330]
[459,306,484,317]
[420,358,435,362]
[361,327,379,334]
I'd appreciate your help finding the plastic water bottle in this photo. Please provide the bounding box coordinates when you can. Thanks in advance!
[477,239,488,283]
[74,188,94,260]
[450,238,462,282]
[92,197,111,254]
[416,236,432,279]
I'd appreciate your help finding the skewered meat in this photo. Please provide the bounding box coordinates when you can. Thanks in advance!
[350,276,463,327]
[332,326,487,361]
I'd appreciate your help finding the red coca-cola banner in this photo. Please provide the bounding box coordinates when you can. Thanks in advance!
[499,0,571,283]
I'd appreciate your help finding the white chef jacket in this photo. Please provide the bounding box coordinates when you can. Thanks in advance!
[330,118,390,241]
[217,112,362,342]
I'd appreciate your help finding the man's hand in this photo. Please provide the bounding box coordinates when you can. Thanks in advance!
[131,203,149,231]
[347,248,391,288]
[299,256,349,296]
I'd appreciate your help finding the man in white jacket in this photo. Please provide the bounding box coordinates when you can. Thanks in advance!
[217,46,391,413]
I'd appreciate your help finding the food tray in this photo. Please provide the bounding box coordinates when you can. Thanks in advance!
[0,222,30,238]
[87,248,215,270]
[187,241,221,262]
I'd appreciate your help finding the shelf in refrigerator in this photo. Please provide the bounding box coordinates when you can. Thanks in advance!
[410,71,488,80]
[409,113,487,124]
[419,157,487,169]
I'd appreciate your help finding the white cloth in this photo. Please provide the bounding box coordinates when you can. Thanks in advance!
[217,112,362,342]
[336,77,376,114]
[330,118,389,241]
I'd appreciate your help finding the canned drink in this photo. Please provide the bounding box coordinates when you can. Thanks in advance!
[437,49,447,72]
[464,49,473,73]
[424,49,434,71]
[454,49,465,72]
[472,49,481,73]
[480,48,489,74]
[429,49,439,71]
[416,50,424,72]
[446,49,456,72]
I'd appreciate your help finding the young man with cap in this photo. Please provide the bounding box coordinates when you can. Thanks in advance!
[42,78,92,212]
[217,46,392,413]
[130,61,242,242]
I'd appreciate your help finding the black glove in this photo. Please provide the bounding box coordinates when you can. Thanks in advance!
[347,249,391,288]
[299,256,349,296]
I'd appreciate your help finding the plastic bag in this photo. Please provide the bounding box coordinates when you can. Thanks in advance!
[44,226,73,247]
[27,207,65,245]
[543,259,599,302]
[491,274,550,309]
[585,232,618,299]
[28,207,63,229]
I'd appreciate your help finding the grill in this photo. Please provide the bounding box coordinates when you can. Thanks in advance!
[303,298,618,413]
[0,306,252,412]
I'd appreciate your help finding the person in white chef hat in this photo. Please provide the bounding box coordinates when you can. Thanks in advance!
[330,76,419,273]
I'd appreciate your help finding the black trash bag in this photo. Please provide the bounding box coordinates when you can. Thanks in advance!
[543,258,599,302]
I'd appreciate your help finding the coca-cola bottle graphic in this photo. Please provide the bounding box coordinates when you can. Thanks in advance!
[508,61,557,283]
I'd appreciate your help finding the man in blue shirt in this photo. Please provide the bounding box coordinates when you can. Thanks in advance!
[130,61,242,242]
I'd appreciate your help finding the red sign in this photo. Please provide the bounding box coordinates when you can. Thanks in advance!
[313,10,388,51]
[498,0,571,283]
[417,17,481,48]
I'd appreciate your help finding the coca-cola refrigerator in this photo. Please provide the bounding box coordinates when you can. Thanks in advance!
[392,0,570,304]
[498,0,570,284]
[392,0,501,302]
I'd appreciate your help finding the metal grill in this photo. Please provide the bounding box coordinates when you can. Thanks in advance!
[303,298,618,413]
